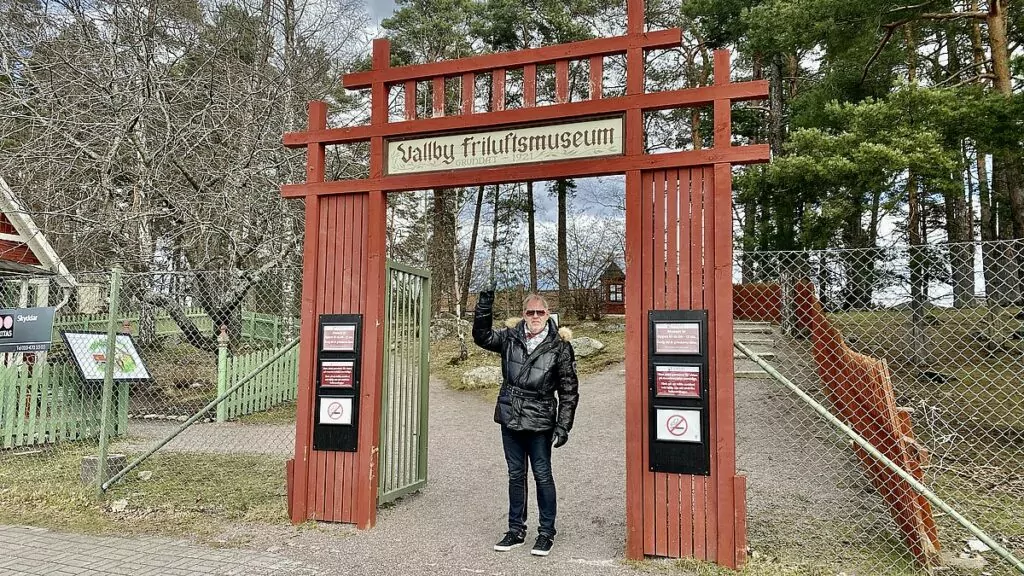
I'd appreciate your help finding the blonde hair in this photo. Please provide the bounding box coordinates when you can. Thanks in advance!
[522,293,549,311]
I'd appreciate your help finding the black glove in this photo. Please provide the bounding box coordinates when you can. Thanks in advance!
[478,287,495,308]
[552,428,568,448]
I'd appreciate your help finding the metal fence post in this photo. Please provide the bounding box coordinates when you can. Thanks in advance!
[95,267,122,497]
[216,325,229,422]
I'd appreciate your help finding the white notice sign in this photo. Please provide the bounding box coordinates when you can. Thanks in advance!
[319,397,353,425]
[386,117,624,175]
[655,409,701,443]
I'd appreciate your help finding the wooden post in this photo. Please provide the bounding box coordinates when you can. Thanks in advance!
[216,325,229,422]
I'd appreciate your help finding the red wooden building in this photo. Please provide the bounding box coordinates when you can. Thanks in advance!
[0,175,76,306]
[600,261,626,315]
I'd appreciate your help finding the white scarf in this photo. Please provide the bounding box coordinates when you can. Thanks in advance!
[524,323,549,355]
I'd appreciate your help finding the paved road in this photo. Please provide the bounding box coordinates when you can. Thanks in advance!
[0,525,316,575]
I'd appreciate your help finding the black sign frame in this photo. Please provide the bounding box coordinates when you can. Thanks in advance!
[648,309,712,476]
[0,306,57,353]
[313,314,363,452]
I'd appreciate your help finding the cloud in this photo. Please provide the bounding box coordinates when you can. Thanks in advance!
[366,0,397,20]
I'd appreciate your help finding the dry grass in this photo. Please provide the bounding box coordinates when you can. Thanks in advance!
[0,443,288,538]
[429,317,626,394]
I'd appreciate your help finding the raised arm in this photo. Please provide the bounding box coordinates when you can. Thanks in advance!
[472,287,505,353]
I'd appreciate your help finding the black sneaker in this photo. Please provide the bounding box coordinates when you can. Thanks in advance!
[531,535,554,556]
[494,531,525,552]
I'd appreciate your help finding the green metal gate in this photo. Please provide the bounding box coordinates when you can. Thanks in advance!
[378,261,431,505]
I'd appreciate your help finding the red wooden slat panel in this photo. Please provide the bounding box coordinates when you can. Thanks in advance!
[524,64,537,107]
[492,68,505,112]
[343,194,365,522]
[713,163,738,564]
[624,169,645,559]
[344,29,682,88]
[589,56,603,100]
[734,477,747,567]
[310,196,330,519]
[322,196,340,520]
[680,169,692,310]
[462,72,474,114]
[641,170,656,555]
[702,165,719,561]
[404,80,416,121]
[0,241,39,265]
[432,77,444,117]
[0,214,16,235]
[655,473,668,557]
[692,167,708,559]
[338,196,356,521]
[653,170,667,558]
[654,170,667,325]
[666,169,679,309]
[555,60,569,103]
[681,476,694,557]
[694,476,707,558]
[666,169,682,558]
[668,475,681,558]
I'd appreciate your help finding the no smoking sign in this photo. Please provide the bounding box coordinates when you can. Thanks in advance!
[655,409,701,443]
[319,397,353,425]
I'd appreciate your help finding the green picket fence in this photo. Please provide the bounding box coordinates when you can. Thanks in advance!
[218,345,299,421]
[55,309,292,345]
[0,363,128,449]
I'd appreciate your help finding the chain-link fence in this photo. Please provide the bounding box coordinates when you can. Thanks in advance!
[734,240,1024,575]
[0,267,302,537]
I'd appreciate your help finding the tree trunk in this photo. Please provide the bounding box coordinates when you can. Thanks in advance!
[429,188,457,315]
[842,197,873,310]
[988,0,1024,240]
[556,179,570,317]
[908,173,928,364]
[767,53,785,157]
[741,56,764,283]
[459,185,485,312]
[947,147,975,307]
[741,195,757,282]
[527,181,538,292]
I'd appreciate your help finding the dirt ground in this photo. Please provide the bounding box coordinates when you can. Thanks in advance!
[107,346,947,576]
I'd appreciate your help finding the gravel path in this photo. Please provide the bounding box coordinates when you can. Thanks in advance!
[221,365,639,576]
[70,333,898,575]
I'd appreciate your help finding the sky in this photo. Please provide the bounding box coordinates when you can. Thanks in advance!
[366,0,397,21]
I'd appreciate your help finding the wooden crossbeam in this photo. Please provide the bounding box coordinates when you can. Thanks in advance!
[283,81,768,148]
[343,29,682,89]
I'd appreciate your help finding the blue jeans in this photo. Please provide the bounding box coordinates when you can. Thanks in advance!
[501,426,557,538]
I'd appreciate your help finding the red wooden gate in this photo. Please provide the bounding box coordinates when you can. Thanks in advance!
[281,0,767,568]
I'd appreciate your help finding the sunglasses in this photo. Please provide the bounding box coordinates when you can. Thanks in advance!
[524,309,547,317]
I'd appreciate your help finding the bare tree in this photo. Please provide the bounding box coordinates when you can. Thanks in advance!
[0,0,367,349]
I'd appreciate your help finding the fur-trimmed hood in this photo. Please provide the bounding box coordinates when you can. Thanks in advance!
[504,317,573,341]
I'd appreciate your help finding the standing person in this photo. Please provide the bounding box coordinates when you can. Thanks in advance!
[473,288,579,557]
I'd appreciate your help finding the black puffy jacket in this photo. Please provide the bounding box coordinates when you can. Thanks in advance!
[473,302,579,434]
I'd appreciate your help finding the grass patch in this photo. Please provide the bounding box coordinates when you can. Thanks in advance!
[830,307,1024,433]
[625,553,918,576]
[0,443,288,538]
[429,318,626,393]
[236,401,297,425]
